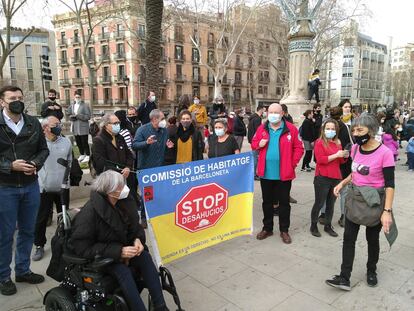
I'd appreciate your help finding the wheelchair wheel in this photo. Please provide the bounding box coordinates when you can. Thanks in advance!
[44,287,76,311]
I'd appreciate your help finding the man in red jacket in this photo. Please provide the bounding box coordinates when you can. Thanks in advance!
[252,103,304,244]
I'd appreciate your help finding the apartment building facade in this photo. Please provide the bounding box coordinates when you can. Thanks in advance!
[52,1,288,113]
[0,28,58,115]
[319,22,389,112]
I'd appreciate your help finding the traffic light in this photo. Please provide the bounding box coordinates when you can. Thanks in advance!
[41,55,52,81]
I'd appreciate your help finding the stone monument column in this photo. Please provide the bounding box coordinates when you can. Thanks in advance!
[279,0,322,122]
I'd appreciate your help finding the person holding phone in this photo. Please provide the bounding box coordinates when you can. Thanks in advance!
[310,119,348,238]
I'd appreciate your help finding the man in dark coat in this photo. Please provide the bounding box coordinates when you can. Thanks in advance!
[137,91,157,125]
[40,89,63,120]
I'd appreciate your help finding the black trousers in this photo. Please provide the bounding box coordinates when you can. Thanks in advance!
[34,191,67,247]
[302,150,313,169]
[260,179,292,232]
[340,217,382,280]
[311,176,340,225]
[308,88,320,103]
[74,135,90,156]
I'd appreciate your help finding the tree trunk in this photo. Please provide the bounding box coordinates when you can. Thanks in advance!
[214,79,222,101]
[145,0,163,106]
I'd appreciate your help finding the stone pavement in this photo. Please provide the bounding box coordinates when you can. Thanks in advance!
[2,148,414,311]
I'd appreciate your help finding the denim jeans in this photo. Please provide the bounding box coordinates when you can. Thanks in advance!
[108,251,166,311]
[408,152,414,170]
[0,181,40,281]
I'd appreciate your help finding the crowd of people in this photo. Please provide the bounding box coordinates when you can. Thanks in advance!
[0,83,411,309]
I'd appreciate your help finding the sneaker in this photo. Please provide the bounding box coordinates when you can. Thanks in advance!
[318,214,326,225]
[15,272,44,284]
[324,225,339,237]
[325,275,351,291]
[78,155,86,162]
[0,279,17,296]
[408,169,413,172]
[367,272,378,287]
[32,246,44,261]
[338,215,344,228]
[81,155,90,163]
[310,224,321,237]
[301,168,306,172]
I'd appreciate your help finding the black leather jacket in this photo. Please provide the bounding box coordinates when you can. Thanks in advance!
[0,110,49,187]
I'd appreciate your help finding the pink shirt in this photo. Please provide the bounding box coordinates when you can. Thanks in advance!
[351,144,395,188]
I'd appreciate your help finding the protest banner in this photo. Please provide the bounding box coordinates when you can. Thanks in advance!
[138,152,254,265]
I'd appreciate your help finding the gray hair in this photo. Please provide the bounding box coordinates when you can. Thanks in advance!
[99,113,115,129]
[352,113,379,137]
[149,109,162,120]
[41,116,59,128]
[91,170,125,194]
[214,118,228,128]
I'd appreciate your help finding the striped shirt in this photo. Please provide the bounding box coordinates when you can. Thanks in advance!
[119,129,132,149]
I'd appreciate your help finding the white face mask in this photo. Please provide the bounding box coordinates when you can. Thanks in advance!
[150,95,156,102]
[194,99,200,105]
[118,185,130,200]
[158,119,167,128]
[268,113,281,124]
[215,128,225,137]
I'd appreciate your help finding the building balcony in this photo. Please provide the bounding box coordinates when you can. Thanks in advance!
[234,79,243,86]
[72,57,82,65]
[100,54,111,63]
[86,78,98,86]
[207,78,215,85]
[258,77,270,84]
[192,76,202,83]
[235,62,244,70]
[103,99,113,105]
[113,52,126,61]
[58,38,67,47]
[115,76,127,85]
[160,56,169,64]
[115,30,125,40]
[175,74,186,82]
[87,56,96,64]
[72,36,81,46]
[59,58,69,67]
[192,58,200,65]
[84,35,94,45]
[59,79,71,87]
[174,33,184,43]
[207,40,215,49]
[222,79,230,86]
[175,55,185,63]
[258,61,270,69]
[100,32,110,41]
[160,78,169,85]
[72,78,84,86]
[100,76,112,85]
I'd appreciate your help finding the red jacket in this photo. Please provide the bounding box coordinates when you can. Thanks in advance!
[252,120,304,181]
[314,139,346,180]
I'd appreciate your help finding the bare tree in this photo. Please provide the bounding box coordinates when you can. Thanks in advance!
[0,0,44,83]
[55,0,121,111]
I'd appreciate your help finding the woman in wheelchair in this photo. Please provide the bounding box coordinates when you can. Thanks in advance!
[69,170,169,311]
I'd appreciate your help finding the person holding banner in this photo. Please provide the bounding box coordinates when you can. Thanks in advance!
[252,103,304,244]
[166,110,204,164]
[69,170,169,311]
[207,118,240,158]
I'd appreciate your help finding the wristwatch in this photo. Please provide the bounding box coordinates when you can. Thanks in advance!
[383,208,392,213]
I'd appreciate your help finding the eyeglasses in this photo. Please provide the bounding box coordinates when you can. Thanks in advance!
[109,122,120,125]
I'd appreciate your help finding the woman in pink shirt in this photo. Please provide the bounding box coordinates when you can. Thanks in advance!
[326,113,395,291]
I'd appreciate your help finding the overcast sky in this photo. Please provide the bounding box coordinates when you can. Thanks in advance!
[5,0,413,49]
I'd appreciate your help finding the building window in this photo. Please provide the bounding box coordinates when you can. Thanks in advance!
[75,68,82,78]
[118,87,126,103]
[192,86,199,96]
[10,68,16,79]
[117,43,125,55]
[9,56,16,68]
[64,89,70,104]
[192,48,199,62]
[208,87,214,100]
[192,67,200,81]
[248,41,254,53]
[235,71,241,82]
[45,81,50,91]
[118,65,125,78]
[139,43,145,58]
[74,48,81,60]
[258,85,263,94]
[25,45,32,57]
[27,69,33,80]
[176,84,182,98]
[139,65,146,80]
[138,24,145,38]
[103,66,110,78]
[35,92,41,103]
[176,64,182,78]
[92,88,97,102]
[61,50,67,61]
[207,50,214,65]
[88,46,95,60]
[42,46,49,56]
[26,57,32,69]
[208,33,214,46]
[263,86,268,95]
[61,31,66,41]
[175,45,184,60]
[104,88,112,104]
[28,81,34,91]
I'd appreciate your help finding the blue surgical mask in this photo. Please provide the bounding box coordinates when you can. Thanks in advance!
[325,129,336,139]
[111,124,121,135]
[215,128,225,137]
[268,113,281,124]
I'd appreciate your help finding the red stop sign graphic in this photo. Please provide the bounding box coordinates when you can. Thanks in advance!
[175,183,228,233]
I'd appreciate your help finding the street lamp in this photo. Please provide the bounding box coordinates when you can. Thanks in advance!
[123,76,130,107]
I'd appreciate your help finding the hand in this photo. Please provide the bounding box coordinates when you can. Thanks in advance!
[335,150,346,158]
[259,139,268,148]
[54,105,60,110]
[381,212,393,234]
[146,135,157,145]
[121,246,139,259]
[166,139,174,149]
[48,105,55,110]
[134,239,144,256]
[121,167,130,178]
[12,160,35,173]
[333,183,343,197]
[343,150,350,158]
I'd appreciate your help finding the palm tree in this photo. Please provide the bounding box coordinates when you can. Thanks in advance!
[145,0,163,104]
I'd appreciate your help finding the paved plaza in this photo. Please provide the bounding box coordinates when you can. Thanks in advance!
[1,147,414,311]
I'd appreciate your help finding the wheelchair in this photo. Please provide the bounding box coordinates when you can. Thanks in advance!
[43,194,184,311]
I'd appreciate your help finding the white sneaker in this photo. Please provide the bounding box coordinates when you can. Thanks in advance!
[78,155,86,162]
[81,155,90,163]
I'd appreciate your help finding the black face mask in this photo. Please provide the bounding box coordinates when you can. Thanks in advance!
[50,125,62,136]
[128,116,136,122]
[49,96,56,101]
[8,100,25,114]
[353,133,370,146]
